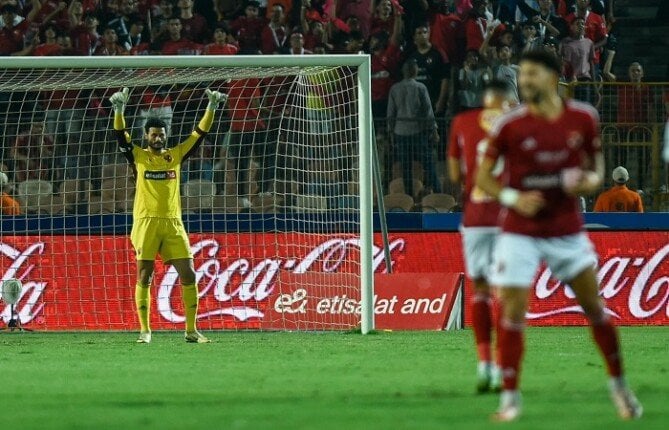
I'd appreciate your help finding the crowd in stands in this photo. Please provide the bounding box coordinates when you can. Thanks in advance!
[1,0,667,215]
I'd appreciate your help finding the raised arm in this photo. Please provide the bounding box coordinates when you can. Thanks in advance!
[178,89,227,161]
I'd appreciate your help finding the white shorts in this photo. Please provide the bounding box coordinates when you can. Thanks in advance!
[490,232,598,288]
[461,226,499,281]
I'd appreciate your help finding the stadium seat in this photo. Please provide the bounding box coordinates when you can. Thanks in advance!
[389,178,423,198]
[251,194,283,213]
[420,193,457,213]
[17,179,54,214]
[295,195,328,212]
[183,179,216,198]
[382,193,415,212]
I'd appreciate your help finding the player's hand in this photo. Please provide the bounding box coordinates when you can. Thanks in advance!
[109,87,129,113]
[561,168,602,196]
[205,89,228,110]
[512,190,545,217]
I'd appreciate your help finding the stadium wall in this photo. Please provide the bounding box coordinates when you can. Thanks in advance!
[1,213,668,328]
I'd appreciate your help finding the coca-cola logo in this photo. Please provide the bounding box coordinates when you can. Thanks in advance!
[156,238,407,322]
[1,242,46,324]
[529,243,669,321]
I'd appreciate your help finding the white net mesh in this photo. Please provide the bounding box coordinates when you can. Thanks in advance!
[0,57,371,331]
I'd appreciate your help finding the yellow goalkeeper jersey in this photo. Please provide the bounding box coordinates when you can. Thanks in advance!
[115,130,206,219]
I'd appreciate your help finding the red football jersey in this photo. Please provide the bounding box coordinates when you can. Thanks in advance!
[449,108,503,227]
[485,100,601,237]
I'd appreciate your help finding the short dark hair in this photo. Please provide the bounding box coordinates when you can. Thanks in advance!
[144,118,167,133]
[519,48,562,75]
[1,4,18,14]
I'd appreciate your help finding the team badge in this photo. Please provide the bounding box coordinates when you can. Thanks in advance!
[163,154,173,162]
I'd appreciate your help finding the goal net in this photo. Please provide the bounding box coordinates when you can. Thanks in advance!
[0,56,374,333]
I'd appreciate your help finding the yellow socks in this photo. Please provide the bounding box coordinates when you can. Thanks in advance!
[182,284,198,332]
[135,283,151,333]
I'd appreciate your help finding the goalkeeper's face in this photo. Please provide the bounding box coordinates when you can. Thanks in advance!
[145,127,167,150]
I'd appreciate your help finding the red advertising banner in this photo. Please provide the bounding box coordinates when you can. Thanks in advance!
[1,231,667,330]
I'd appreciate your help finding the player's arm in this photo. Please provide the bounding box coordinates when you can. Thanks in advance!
[447,117,461,184]
[179,89,228,160]
[109,87,135,163]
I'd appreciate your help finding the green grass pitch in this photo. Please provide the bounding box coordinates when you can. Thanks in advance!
[1,327,667,430]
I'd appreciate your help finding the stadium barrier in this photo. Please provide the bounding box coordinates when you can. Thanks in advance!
[1,226,667,330]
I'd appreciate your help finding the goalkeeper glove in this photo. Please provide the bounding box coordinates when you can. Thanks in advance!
[205,89,228,110]
[109,87,130,114]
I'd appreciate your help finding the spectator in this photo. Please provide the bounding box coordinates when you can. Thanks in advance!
[615,62,655,189]
[31,0,68,27]
[9,121,61,182]
[177,0,209,42]
[56,32,76,54]
[491,45,520,102]
[203,24,239,54]
[517,0,568,40]
[337,0,371,38]
[70,11,101,55]
[560,17,594,104]
[565,0,607,71]
[593,166,643,212]
[301,17,329,52]
[40,87,85,178]
[457,49,491,110]
[464,0,495,52]
[260,2,287,54]
[150,0,176,42]
[406,24,450,115]
[370,0,394,36]
[369,7,401,118]
[429,0,464,65]
[214,0,245,21]
[67,0,85,30]
[616,62,654,125]
[0,4,32,55]
[94,27,130,55]
[124,15,147,51]
[287,31,311,54]
[226,78,269,207]
[32,23,62,55]
[0,171,21,215]
[159,17,202,54]
[107,0,139,48]
[387,60,440,195]
[230,0,266,54]
[519,21,542,52]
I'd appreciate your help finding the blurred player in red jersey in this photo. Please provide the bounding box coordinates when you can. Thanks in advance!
[475,49,642,422]
[448,80,517,394]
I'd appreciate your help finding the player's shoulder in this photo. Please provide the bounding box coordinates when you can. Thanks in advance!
[453,108,482,125]
[565,99,600,122]
[489,104,529,135]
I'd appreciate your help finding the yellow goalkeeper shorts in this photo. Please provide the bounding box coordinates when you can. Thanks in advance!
[130,218,192,261]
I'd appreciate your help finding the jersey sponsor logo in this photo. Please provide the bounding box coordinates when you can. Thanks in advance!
[521,137,537,150]
[567,131,584,149]
[535,149,569,164]
[144,170,177,180]
[522,173,561,189]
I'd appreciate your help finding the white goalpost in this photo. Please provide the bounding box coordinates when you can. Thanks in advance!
[0,55,375,334]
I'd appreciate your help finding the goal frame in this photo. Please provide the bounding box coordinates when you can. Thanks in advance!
[1,55,375,334]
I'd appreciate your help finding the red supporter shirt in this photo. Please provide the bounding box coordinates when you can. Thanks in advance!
[227,78,266,132]
[203,43,239,55]
[260,24,288,54]
[371,41,400,102]
[230,16,266,51]
[485,100,601,237]
[448,108,502,227]
[180,14,209,42]
[161,38,202,55]
[32,42,61,56]
[430,12,463,64]
[0,20,29,55]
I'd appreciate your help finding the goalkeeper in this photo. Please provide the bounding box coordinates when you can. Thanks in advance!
[110,87,227,344]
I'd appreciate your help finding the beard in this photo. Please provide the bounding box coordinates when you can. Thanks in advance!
[521,86,544,104]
